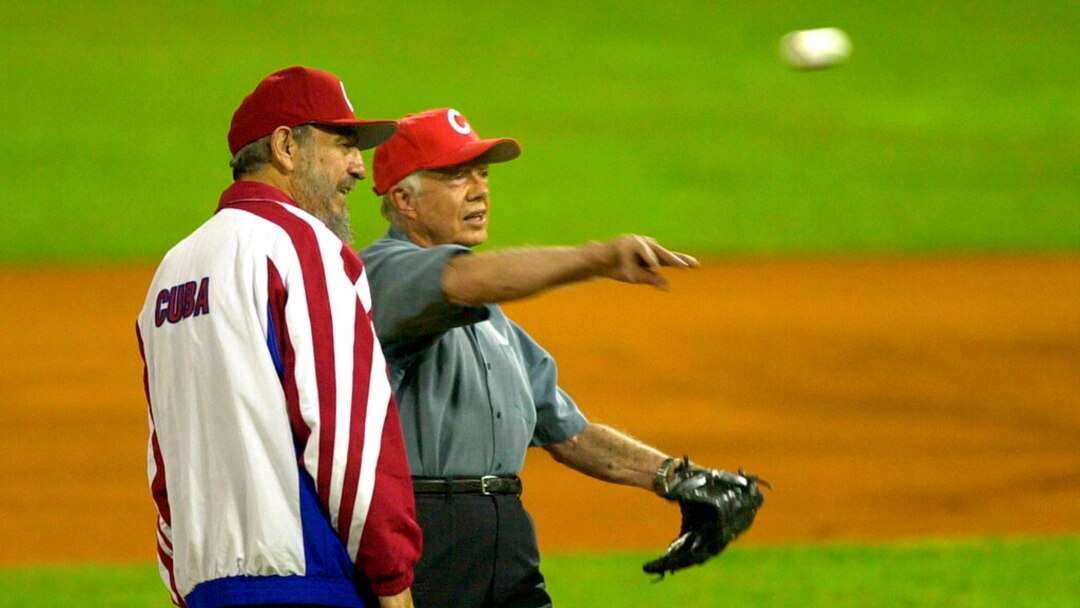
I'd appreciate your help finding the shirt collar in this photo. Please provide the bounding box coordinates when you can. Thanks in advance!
[386,224,411,242]
[217,180,299,212]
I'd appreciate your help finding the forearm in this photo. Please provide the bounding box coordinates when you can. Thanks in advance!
[544,423,669,491]
[443,243,610,306]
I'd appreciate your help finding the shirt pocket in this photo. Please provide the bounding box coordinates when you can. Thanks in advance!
[503,342,537,408]
[475,320,538,442]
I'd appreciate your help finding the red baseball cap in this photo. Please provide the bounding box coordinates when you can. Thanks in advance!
[228,66,396,156]
[372,108,521,195]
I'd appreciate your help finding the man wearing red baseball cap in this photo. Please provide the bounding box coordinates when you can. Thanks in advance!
[137,67,421,608]
[360,109,743,608]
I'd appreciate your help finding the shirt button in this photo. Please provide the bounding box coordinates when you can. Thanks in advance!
[496,463,502,470]
[496,411,502,419]
[486,362,492,371]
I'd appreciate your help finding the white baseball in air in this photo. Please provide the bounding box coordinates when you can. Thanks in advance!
[779,27,852,70]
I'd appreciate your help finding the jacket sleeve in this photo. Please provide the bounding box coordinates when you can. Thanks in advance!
[266,237,421,597]
[352,395,422,596]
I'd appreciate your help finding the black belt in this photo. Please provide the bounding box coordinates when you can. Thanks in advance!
[412,475,523,496]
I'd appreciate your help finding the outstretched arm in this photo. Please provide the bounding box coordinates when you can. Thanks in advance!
[443,235,698,307]
[543,423,670,491]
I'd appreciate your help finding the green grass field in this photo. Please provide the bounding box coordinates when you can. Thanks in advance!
[2,537,1077,607]
[3,2,1079,262]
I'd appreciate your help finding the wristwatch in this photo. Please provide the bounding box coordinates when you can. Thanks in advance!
[653,456,682,497]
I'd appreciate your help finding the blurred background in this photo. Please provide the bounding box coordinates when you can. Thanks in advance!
[1,1,1078,606]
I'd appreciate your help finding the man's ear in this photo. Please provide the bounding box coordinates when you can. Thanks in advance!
[268,126,298,173]
[391,186,419,219]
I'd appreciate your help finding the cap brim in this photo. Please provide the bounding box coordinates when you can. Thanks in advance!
[432,138,522,169]
[316,118,398,150]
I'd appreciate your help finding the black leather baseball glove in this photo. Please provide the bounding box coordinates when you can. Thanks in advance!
[643,457,768,577]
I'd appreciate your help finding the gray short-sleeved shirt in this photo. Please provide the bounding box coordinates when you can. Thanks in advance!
[362,227,588,477]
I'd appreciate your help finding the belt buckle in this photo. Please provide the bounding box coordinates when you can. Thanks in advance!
[480,475,498,495]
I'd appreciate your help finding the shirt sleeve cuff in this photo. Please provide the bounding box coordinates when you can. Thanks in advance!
[531,408,589,447]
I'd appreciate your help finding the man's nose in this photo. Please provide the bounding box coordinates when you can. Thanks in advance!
[466,172,488,200]
[348,150,366,180]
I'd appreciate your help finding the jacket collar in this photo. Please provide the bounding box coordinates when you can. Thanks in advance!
[217,180,299,211]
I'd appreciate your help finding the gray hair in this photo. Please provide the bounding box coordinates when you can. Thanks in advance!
[229,125,314,180]
[380,172,424,222]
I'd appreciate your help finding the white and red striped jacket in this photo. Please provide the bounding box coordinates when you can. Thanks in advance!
[136,181,421,608]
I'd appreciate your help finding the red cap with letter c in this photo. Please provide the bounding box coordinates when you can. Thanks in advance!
[372,108,520,195]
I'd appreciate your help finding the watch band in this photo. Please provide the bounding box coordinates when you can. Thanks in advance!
[653,457,679,497]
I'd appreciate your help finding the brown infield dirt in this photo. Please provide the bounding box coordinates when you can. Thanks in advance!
[1,256,1079,564]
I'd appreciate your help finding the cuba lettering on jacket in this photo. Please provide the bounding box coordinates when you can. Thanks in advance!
[136,181,421,608]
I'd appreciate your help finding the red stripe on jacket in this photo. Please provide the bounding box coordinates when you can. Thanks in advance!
[335,296,374,540]
[341,244,365,284]
[138,325,173,526]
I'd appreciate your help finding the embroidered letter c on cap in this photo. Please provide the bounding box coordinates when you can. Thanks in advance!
[447,109,471,135]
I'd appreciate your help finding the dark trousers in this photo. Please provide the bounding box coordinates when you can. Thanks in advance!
[412,493,552,608]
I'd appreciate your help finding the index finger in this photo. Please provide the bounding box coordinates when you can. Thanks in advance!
[651,244,696,268]
[672,251,700,268]
[634,235,662,271]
